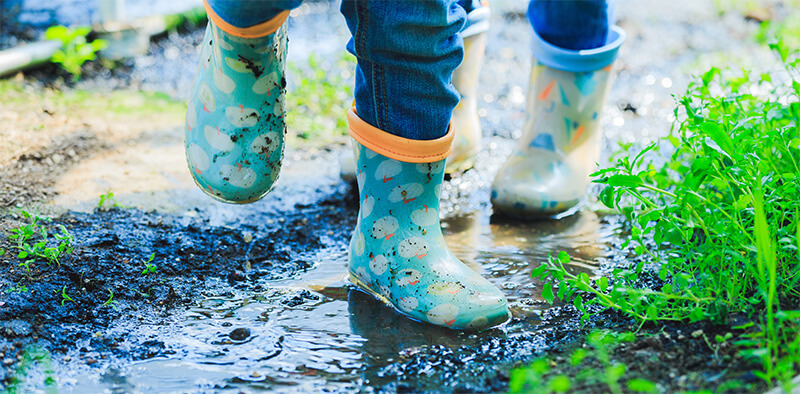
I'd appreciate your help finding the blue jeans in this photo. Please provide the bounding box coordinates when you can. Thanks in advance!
[207,0,464,141]
[204,0,609,141]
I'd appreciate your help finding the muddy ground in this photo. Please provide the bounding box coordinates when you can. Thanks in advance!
[0,0,789,392]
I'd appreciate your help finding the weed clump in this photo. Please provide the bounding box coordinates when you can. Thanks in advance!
[8,210,74,275]
[534,41,800,388]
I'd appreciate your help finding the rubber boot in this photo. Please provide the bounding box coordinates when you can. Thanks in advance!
[346,109,509,330]
[491,25,625,217]
[185,3,289,203]
[445,5,490,173]
[339,6,490,182]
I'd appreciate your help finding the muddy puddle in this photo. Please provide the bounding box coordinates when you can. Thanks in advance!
[57,207,614,393]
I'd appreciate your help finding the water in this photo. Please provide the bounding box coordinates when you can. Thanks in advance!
[57,203,614,392]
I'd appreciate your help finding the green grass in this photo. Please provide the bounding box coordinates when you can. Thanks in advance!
[510,331,654,394]
[529,40,800,389]
[0,79,186,119]
[6,346,57,394]
[285,52,355,146]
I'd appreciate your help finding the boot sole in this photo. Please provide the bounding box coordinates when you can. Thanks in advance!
[349,274,394,308]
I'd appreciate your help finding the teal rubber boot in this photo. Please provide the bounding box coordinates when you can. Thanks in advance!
[185,12,288,203]
[346,109,509,330]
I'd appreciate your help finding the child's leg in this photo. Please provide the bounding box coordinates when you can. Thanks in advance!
[340,0,464,141]
[491,0,625,217]
[205,0,302,28]
[340,0,509,330]
[184,0,302,203]
[446,0,491,173]
[527,0,610,50]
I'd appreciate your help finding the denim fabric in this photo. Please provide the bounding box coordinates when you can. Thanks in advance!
[205,0,302,28]
[341,0,466,141]
[528,0,609,50]
[458,0,482,13]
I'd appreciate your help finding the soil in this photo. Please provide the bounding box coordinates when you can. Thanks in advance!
[0,0,792,392]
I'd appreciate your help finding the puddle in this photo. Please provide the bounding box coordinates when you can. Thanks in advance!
[58,204,615,392]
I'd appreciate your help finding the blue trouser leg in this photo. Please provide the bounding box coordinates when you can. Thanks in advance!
[341,0,466,141]
[205,0,303,28]
[457,0,482,13]
[528,0,610,50]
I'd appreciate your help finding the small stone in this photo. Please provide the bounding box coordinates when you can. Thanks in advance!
[242,232,253,243]
[3,358,15,366]
[250,371,260,378]
[85,357,97,365]
[63,356,71,362]
[691,329,703,338]
[229,328,251,341]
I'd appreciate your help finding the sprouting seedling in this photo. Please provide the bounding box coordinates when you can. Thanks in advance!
[103,289,118,310]
[59,285,74,306]
[6,283,29,293]
[141,253,157,275]
[9,210,74,275]
[97,191,118,210]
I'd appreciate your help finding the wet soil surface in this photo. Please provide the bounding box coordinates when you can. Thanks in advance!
[0,0,784,392]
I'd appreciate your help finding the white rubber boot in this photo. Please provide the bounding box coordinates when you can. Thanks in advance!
[491,25,625,218]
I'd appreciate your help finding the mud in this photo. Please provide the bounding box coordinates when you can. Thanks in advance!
[0,0,789,392]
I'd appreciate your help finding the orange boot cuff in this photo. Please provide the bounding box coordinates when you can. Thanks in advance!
[203,0,290,38]
[346,108,454,163]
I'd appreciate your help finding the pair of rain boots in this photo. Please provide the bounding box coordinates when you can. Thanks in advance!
[343,9,626,219]
[184,5,511,330]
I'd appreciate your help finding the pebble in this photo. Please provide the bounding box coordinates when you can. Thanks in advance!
[3,358,14,366]
[229,328,251,341]
[85,357,97,365]
[691,329,703,338]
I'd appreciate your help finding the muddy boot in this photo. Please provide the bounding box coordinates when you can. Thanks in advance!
[445,5,490,174]
[346,109,509,330]
[491,24,625,218]
[184,4,289,203]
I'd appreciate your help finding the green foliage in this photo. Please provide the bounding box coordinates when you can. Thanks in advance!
[45,25,108,81]
[58,285,74,306]
[286,53,354,145]
[534,41,800,386]
[509,330,646,394]
[6,346,56,394]
[103,289,118,310]
[141,252,157,275]
[8,210,74,275]
[6,283,29,293]
[97,191,124,210]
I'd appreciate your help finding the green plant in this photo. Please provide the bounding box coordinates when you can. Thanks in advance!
[509,330,649,394]
[6,345,56,394]
[534,40,800,386]
[141,252,157,275]
[285,53,354,144]
[58,285,74,306]
[9,210,74,274]
[97,191,122,210]
[103,289,118,310]
[6,283,29,293]
[45,25,108,81]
